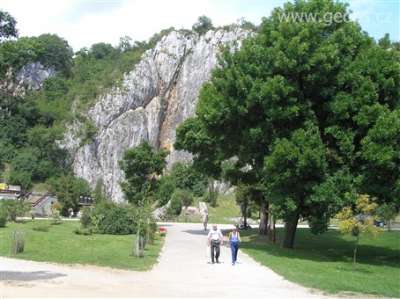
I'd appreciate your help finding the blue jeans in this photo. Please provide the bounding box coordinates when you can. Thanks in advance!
[230,241,239,263]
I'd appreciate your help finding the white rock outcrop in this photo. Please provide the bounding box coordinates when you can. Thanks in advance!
[64,28,251,202]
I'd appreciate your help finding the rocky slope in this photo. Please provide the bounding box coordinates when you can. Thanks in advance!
[64,27,251,202]
[0,62,55,96]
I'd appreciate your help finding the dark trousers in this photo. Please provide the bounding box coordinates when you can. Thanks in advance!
[210,240,220,262]
[230,241,239,263]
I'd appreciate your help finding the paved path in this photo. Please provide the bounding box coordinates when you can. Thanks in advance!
[0,223,354,298]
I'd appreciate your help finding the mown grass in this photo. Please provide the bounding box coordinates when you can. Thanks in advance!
[0,220,164,270]
[208,194,241,224]
[240,228,400,298]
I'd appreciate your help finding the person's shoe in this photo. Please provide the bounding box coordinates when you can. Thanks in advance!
[232,262,235,266]
[216,260,220,264]
[211,261,215,264]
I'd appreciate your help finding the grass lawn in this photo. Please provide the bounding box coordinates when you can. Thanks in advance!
[208,194,241,224]
[0,220,164,271]
[240,228,400,298]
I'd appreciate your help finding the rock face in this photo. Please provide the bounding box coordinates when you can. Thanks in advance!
[0,62,56,96]
[64,28,251,202]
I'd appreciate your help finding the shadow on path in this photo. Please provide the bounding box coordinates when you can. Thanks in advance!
[0,271,66,281]
[183,229,209,236]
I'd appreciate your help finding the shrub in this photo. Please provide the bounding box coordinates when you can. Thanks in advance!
[168,190,184,216]
[180,189,194,207]
[2,200,31,221]
[32,224,50,232]
[156,176,175,206]
[204,190,218,207]
[80,206,92,228]
[11,231,25,254]
[91,202,136,235]
[51,210,62,225]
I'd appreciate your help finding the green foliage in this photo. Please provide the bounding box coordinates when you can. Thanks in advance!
[0,205,7,227]
[336,194,381,264]
[175,0,400,248]
[51,209,62,225]
[168,190,184,216]
[361,108,400,206]
[47,175,91,216]
[376,203,398,231]
[169,163,208,196]
[79,206,92,228]
[119,142,168,204]
[155,162,207,206]
[0,34,73,78]
[156,175,175,206]
[203,191,217,207]
[90,201,136,235]
[192,16,214,35]
[1,200,30,221]
[174,189,194,207]
[0,10,18,40]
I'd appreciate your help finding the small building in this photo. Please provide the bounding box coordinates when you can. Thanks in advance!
[0,184,22,200]
[27,193,57,217]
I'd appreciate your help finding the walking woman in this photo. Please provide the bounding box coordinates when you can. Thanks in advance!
[229,225,241,265]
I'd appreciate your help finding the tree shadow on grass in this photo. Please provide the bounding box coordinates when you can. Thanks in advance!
[240,228,400,269]
[0,271,66,281]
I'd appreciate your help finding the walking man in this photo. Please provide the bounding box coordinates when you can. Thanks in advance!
[207,224,223,264]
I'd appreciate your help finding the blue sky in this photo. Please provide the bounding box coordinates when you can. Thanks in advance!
[1,0,398,50]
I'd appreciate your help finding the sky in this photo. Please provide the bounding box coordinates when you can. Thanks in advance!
[1,0,399,51]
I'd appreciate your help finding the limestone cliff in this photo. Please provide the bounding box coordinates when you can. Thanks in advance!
[64,27,251,202]
[0,62,56,96]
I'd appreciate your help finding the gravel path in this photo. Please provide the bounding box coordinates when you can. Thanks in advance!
[0,223,351,298]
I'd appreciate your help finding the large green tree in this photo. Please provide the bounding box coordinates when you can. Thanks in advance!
[119,142,168,204]
[175,0,399,248]
[48,175,91,215]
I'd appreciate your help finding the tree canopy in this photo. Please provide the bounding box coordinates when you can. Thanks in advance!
[0,10,17,41]
[119,142,168,204]
[175,0,400,248]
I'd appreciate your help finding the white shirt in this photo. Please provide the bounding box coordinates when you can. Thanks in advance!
[208,228,223,241]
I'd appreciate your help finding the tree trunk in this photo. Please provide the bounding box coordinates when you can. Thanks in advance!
[387,220,391,232]
[240,201,248,228]
[272,217,276,243]
[268,212,276,243]
[259,201,268,235]
[282,212,299,248]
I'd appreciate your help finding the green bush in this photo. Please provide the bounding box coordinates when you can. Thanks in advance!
[91,202,136,235]
[51,210,62,225]
[168,190,184,216]
[204,189,218,207]
[156,176,175,206]
[2,200,31,221]
[80,206,92,228]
